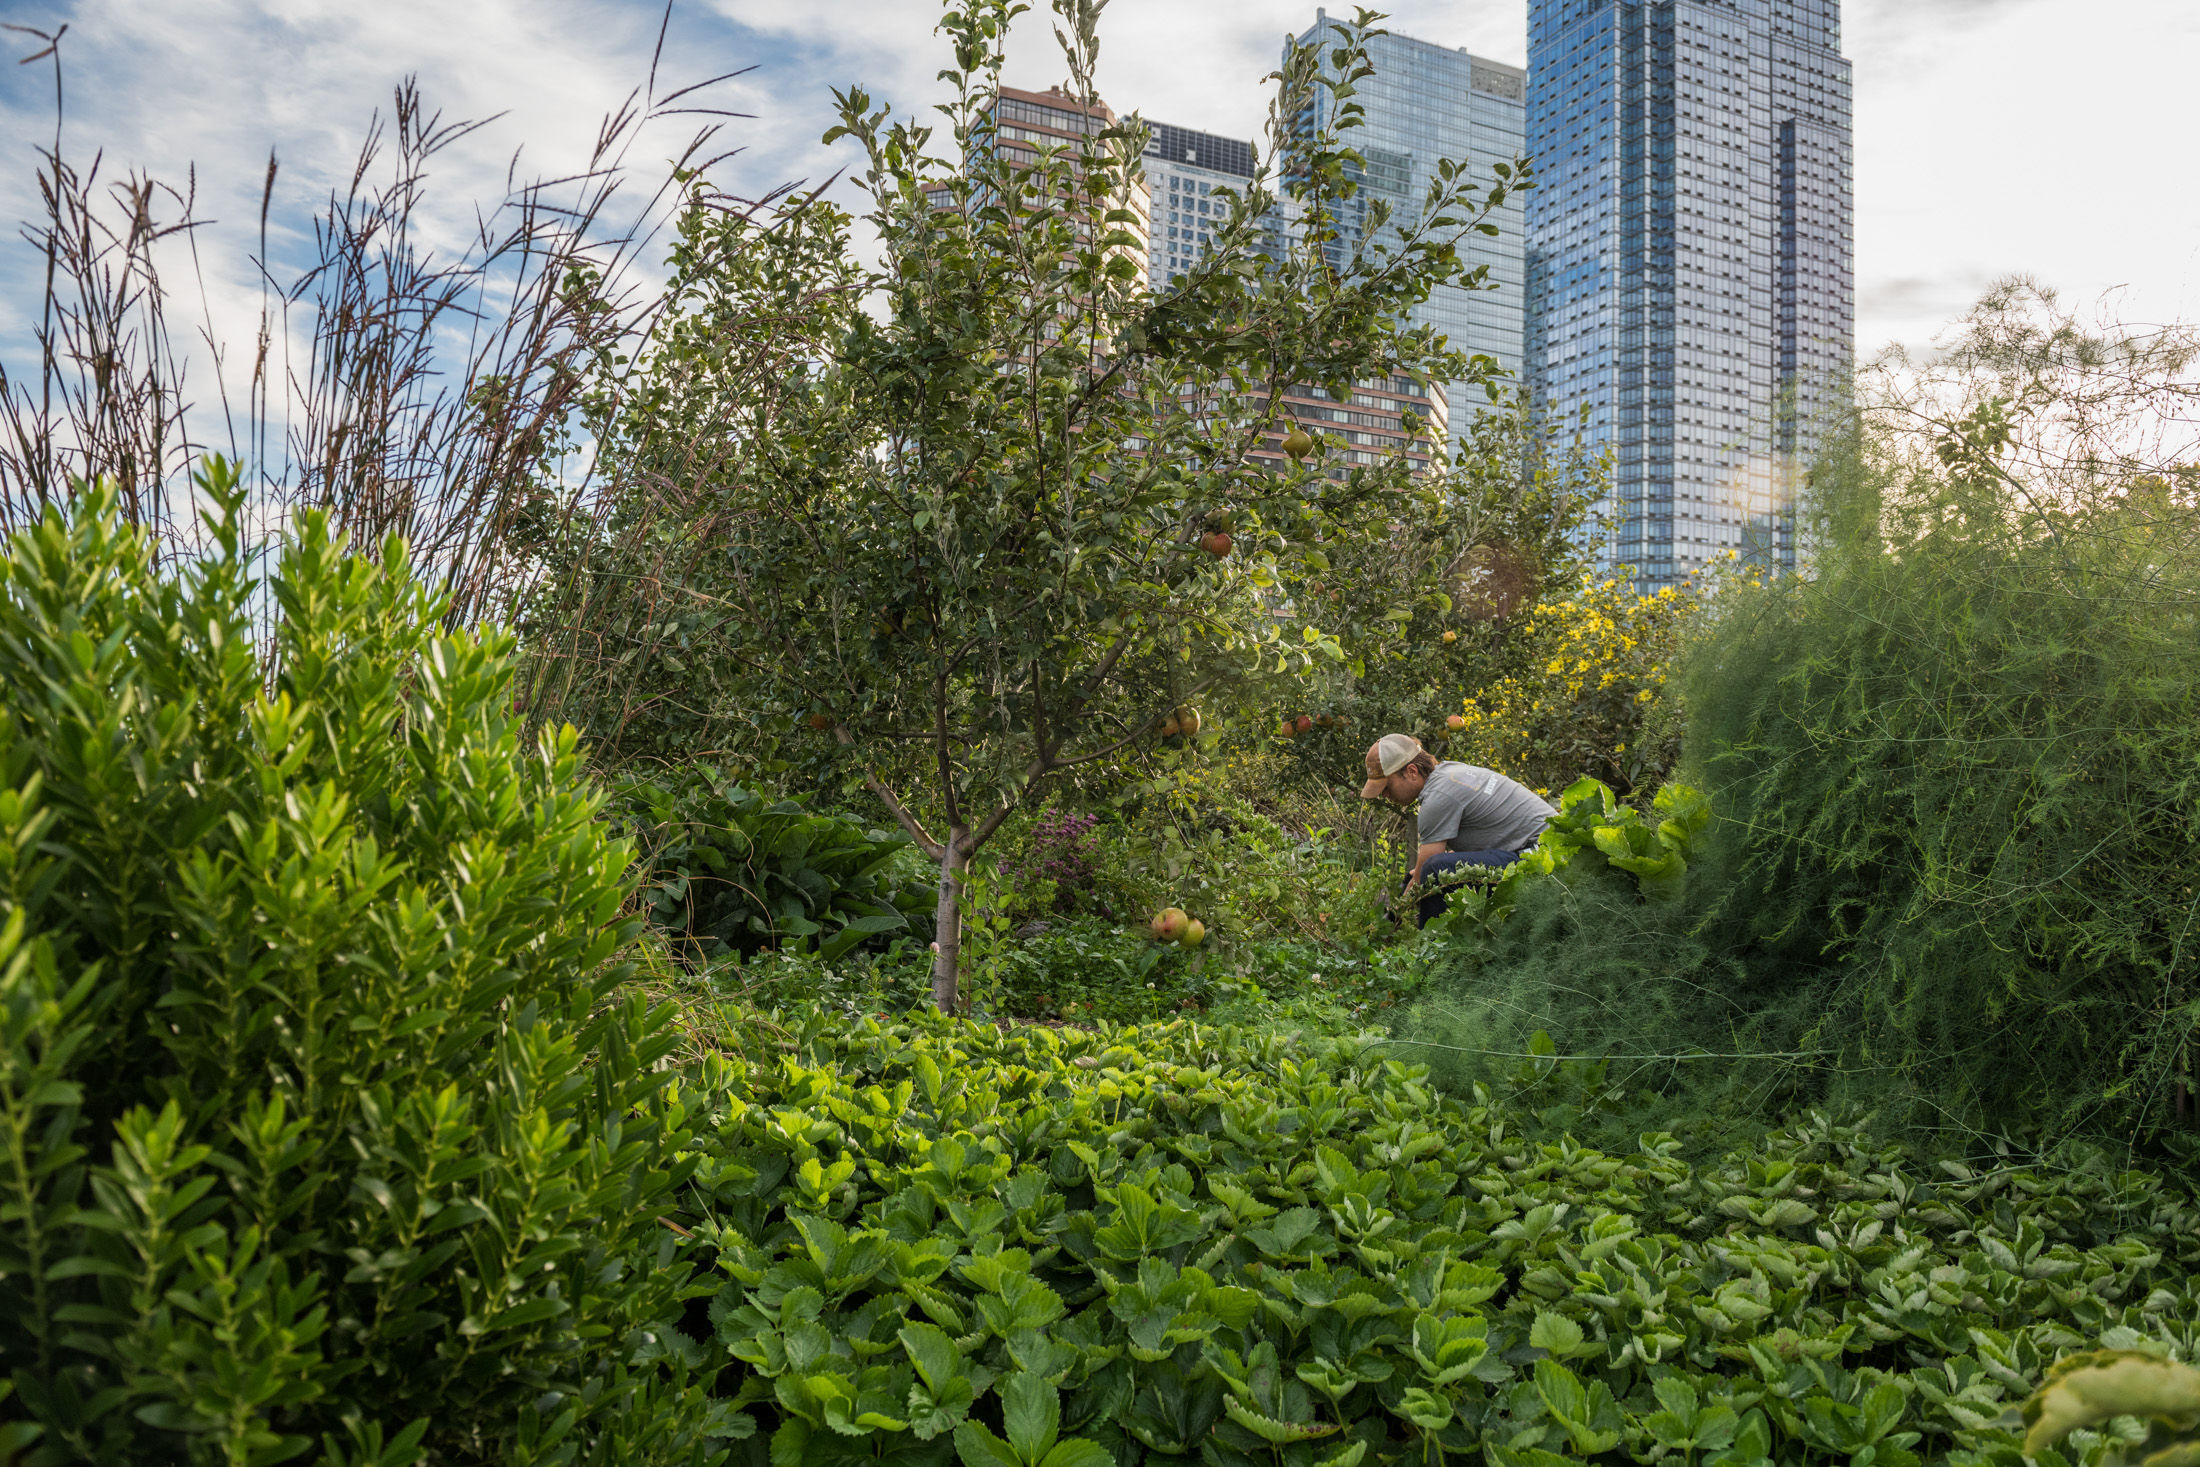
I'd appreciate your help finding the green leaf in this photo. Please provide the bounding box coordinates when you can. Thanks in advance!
[1529,1311,1584,1357]
[1000,1372,1060,1462]
[954,1421,1024,1467]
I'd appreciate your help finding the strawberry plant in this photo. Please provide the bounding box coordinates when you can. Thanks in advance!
[672,1006,2200,1466]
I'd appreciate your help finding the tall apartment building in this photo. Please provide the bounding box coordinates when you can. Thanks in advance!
[1283,13,1529,459]
[929,85,1153,287]
[1141,119,1448,479]
[1143,121,1255,288]
[1524,0,1853,585]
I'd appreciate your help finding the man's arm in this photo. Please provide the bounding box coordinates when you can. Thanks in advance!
[1407,841,1448,886]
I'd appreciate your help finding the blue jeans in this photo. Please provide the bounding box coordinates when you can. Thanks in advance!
[1415,848,1528,926]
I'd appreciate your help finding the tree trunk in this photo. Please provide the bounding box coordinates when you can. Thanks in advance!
[930,828,969,1013]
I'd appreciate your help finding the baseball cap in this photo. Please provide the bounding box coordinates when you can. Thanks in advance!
[1359,733,1424,799]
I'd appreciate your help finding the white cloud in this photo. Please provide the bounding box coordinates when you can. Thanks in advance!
[1,0,2192,392]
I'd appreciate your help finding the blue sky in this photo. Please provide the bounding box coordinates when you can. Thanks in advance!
[1,0,2193,396]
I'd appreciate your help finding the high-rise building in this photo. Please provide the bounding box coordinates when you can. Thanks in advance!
[1282,13,1529,459]
[1140,119,1449,479]
[929,85,1153,288]
[1525,0,1853,585]
[1142,122,1255,288]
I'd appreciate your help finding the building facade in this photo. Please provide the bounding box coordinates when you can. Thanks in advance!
[1140,118,1447,479]
[929,85,1154,288]
[1142,121,1255,288]
[1524,0,1853,585]
[1284,14,1529,460]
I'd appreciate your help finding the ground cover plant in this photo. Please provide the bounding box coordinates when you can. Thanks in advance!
[675,1004,2200,1467]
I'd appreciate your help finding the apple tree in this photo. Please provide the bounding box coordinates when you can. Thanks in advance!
[561,0,1530,1010]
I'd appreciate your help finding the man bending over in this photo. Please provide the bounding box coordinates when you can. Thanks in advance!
[1359,733,1556,925]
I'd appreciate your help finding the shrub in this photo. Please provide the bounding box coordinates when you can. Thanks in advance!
[0,468,727,1464]
[613,769,935,963]
[1448,573,1697,800]
[1013,807,1103,915]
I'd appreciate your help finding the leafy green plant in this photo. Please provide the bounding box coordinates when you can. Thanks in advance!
[1441,777,1712,935]
[0,467,727,1464]
[614,769,935,962]
[670,1002,2200,1466]
[2021,1351,2200,1467]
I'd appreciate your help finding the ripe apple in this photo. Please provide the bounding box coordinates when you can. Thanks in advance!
[1442,629,1458,643]
[808,713,832,730]
[1446,713,1466,731]
[1277,719,1297,739]
[1179,918,1206,948]
[1151,907,1189,942]
[1159,713,1180,737]
[1295,714,1313,734]
[1175,706,1203,737]
[1200,530,1234,558]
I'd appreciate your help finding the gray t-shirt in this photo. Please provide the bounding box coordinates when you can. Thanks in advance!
[1417,761,1556,855]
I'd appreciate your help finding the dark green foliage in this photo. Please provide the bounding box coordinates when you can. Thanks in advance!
[1408,373,2200,1151]
[0,467,728,1464]
[1677,448,2200,1142]
[984,919,1210,1025]
[678,1005,2200,1466]
[613,770,935,963]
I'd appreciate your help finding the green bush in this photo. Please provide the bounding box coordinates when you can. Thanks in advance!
[1408,338,2200,1149]
[0,469,728,1464]
[1675,438,2200,1141]
[674,1004,2200,1467]
[613,769,935,963]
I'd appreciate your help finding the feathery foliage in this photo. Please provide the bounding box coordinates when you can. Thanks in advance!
[1403,286,2200,1151]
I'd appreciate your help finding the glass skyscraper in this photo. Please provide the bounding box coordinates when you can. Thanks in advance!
[1285,12,1528,458]
[1525,0,1852,585]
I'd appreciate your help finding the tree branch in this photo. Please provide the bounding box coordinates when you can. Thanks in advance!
[836,726,944,859]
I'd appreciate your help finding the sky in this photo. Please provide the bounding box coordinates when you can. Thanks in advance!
[0,0,2193,389]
